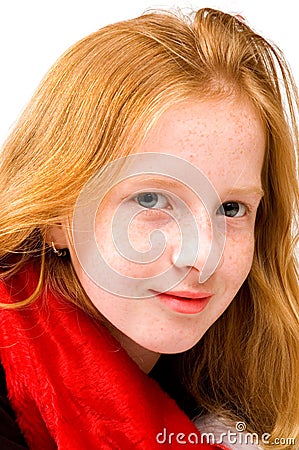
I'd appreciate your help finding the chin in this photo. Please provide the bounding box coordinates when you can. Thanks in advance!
[142,337,200,355]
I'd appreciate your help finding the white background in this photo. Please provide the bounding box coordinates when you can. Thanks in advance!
[0,0,298,145]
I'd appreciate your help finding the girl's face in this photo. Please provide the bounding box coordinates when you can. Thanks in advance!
[56,96,265,372]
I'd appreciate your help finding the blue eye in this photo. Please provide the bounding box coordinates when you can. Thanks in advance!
[135,192,168,209]
[217,202,246,218]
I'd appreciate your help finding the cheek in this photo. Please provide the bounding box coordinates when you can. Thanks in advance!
[68,250,118,316]
[94,214,174,278]
[224,229,255,289]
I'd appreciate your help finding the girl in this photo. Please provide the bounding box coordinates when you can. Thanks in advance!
[0,7,298,450]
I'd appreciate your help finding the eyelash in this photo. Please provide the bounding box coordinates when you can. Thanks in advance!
[216,202,249,218]
[134,192,171,210]
[132,192,251,218]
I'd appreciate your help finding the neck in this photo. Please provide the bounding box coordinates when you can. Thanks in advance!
[106,325,160,373]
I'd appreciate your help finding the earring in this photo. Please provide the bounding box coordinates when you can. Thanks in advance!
[51,241,67,257]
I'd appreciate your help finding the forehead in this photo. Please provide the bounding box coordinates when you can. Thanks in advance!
[139,97,265,188]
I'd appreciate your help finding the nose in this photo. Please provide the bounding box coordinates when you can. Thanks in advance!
[170,205,225,282]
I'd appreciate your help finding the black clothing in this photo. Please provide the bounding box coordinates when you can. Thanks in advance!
[150,354,201,419]
[0,362,29,449]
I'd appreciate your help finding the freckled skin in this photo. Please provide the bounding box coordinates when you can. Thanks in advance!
[58,96,265,372]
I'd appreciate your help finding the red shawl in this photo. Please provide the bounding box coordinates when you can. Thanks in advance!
[0,266,227,449]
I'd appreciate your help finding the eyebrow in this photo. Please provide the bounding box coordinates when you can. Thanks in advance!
[224,186,265,198]
[126,176,182,190]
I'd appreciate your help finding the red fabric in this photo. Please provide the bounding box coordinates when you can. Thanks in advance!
[0,266,227,449]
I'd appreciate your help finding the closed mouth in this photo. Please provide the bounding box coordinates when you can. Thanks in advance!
[151,290,213,314]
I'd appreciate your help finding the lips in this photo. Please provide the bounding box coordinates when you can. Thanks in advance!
[152,290,213,315]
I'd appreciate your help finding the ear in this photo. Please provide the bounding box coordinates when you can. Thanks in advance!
[45,224,69,249]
